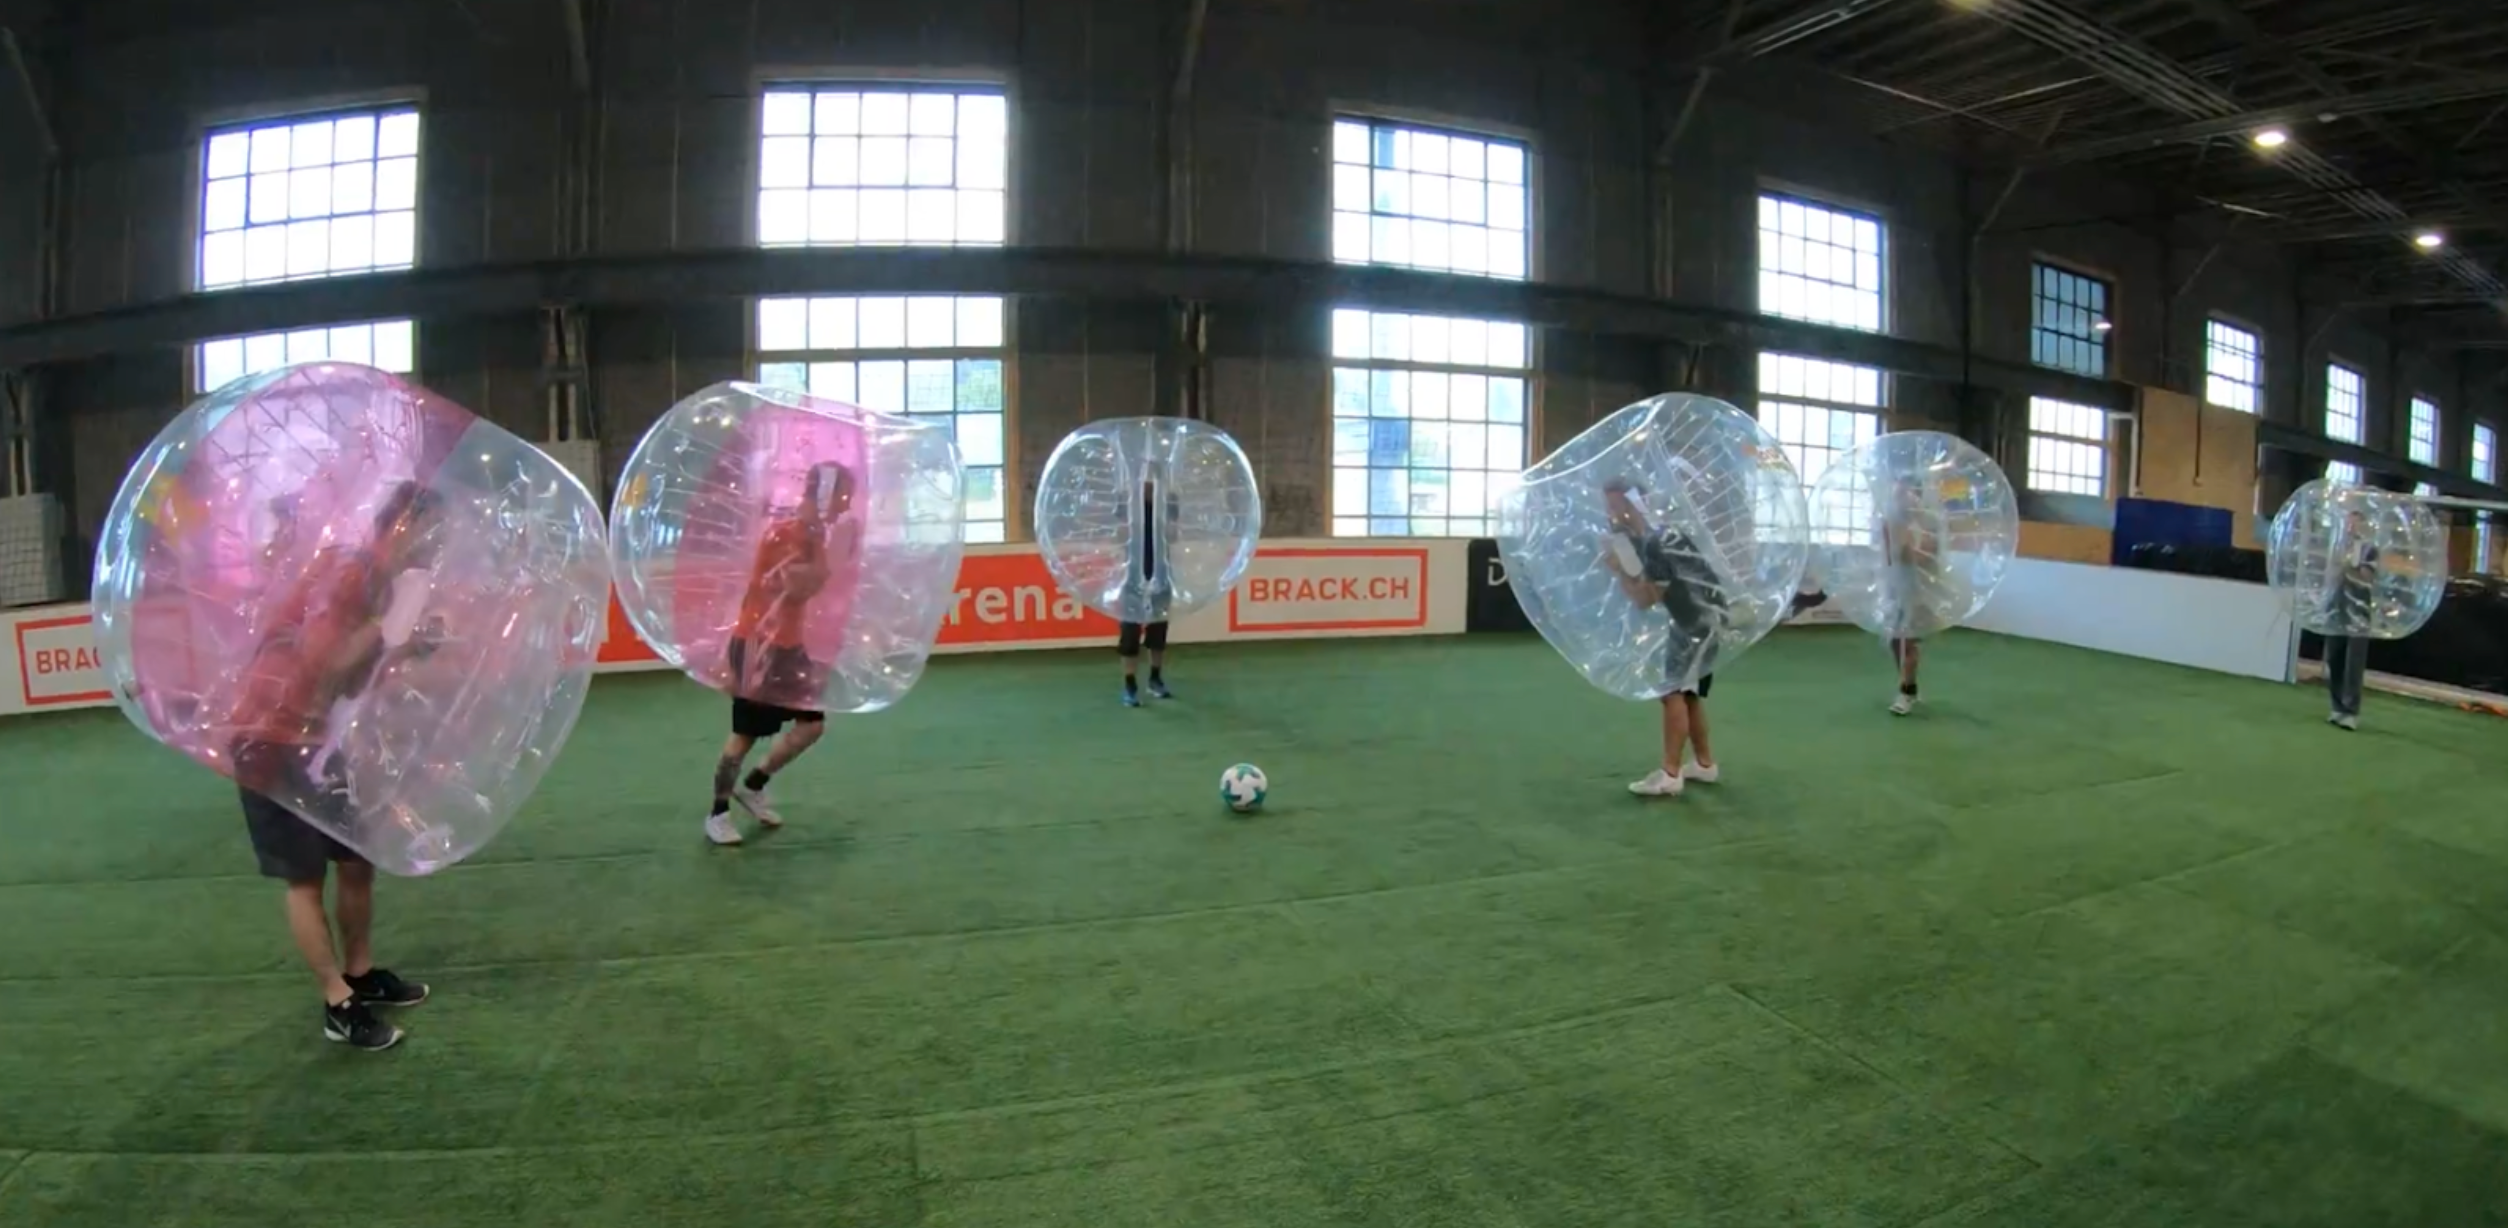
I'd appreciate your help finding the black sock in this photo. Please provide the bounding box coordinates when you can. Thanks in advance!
[1149,668,1163,684]
[710,797,730,816]
[1124,675,1138,693]
[743,768,772,792]
[1900,682,1918,697]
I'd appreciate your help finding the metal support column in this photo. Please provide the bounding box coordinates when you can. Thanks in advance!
[1164,0,1211,422]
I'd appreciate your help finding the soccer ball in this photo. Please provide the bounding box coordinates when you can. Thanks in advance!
[1219,763,1267,814]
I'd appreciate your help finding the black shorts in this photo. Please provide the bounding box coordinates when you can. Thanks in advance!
[726,639,824,738]
[732,696,825,739]
[234,739,365,882]
[1118,621,1169,655]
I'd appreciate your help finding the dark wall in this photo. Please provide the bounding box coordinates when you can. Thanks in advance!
[14,0,2505,570]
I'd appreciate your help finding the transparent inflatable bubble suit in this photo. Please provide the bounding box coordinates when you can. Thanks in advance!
[2266,479,2448,639]
[1496,393,1811,701]
[90,363,611,877]
[1808,431,2019,641]
[610,381,965,714]
[1033,417,1262,624]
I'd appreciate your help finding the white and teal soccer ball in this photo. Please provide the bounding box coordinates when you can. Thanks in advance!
[1219,763,1267,814]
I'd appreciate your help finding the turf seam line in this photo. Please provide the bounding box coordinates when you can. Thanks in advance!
[2003,835,2294,922]
[0,1152,28,1201]
[0,845,1827,986]
[0,987,1758,1162]
[1722,983,2044,1173]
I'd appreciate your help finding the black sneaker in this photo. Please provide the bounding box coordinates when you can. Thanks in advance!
[1147,679,1174,700]
[347,967,429,1008]
[1122,686,1141,708]
[324,999,404,1050]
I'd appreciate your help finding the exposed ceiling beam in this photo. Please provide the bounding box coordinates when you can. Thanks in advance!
[2028,74,2508,167]
[1677,0,1900,74]
[2164,0,2508,313]
[1963,0,2502,306]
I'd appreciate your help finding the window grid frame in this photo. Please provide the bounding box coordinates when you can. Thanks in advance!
[750,293,1017,543]
[1757,351,1887,544]
[2025,396,2110,497]
[752,82,1011,249]
[2324,361,2366,446]
[2476,423,2499,485]
[1328,307,1536,540]
[190,319,420,397]
[196,102,423,293]
[1755,191,1886,334]
[2204,318,2263,415]
[2030,261,2111,378]
[1328,113,1533,282]
[2409,397,2441,467]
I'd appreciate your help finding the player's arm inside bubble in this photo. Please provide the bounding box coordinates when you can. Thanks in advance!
[1597,534,1663,606]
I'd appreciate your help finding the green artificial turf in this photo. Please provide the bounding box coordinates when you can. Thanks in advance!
[3,628,2506,1226]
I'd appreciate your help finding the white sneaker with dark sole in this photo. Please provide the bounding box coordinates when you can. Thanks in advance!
[704,811,744,845]
[733,786,783,828]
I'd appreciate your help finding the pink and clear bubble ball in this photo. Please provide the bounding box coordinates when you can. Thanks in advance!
[608,381,965,714]
[91,363,612,876]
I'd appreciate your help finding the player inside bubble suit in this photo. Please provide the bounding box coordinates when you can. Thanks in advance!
[1118,474,1188,708]
[1599,476,1830,798]
[1599,476,1730,797]
[705,460,861,846]
[228,479,444,1050]
[1876,476,1946,716]
[2320,502,2378,731]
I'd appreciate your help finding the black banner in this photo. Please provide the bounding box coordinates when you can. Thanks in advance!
[1465,539,1532,633]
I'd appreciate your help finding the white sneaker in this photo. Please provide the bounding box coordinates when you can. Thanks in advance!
[1681,762,1720,784]
[1628,768,1685,797]
[733,785,783,828]
[704,811,744,846]
[1890,693,1915,716]
[2331,713,2359,731]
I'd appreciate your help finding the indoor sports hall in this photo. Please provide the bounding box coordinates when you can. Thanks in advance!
[5,1,2508,1225]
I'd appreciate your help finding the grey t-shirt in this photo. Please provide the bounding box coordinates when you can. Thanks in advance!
[2334,540,2380,626]
[1632,528,1727,633]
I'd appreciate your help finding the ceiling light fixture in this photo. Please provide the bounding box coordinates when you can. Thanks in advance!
[2092,319,2114,332]
[2413,231,2445,250]
[2252,128,2289,149]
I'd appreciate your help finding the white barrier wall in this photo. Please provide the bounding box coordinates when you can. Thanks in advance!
[1968,557,2298,683]
[0,539,1472,718]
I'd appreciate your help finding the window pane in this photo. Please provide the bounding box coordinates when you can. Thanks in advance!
[1759,194,1883,333]
[200,105,419,291]
[756,298,1013,535]
[191,318,418,394]
[760,86,1005,249]
[1331,115,1527,283]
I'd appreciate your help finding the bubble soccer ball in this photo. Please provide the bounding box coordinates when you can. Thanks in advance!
[2266,479,2448,639]
[1034,417,1262,625]
[1496,393,1811,700]
[90,363,611,877]
[610,381,965,714]
[1220,763,1268,813]
[1808,431,2019,641]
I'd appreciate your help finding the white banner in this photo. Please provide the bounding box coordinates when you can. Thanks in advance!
[1228,548,1430,633]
